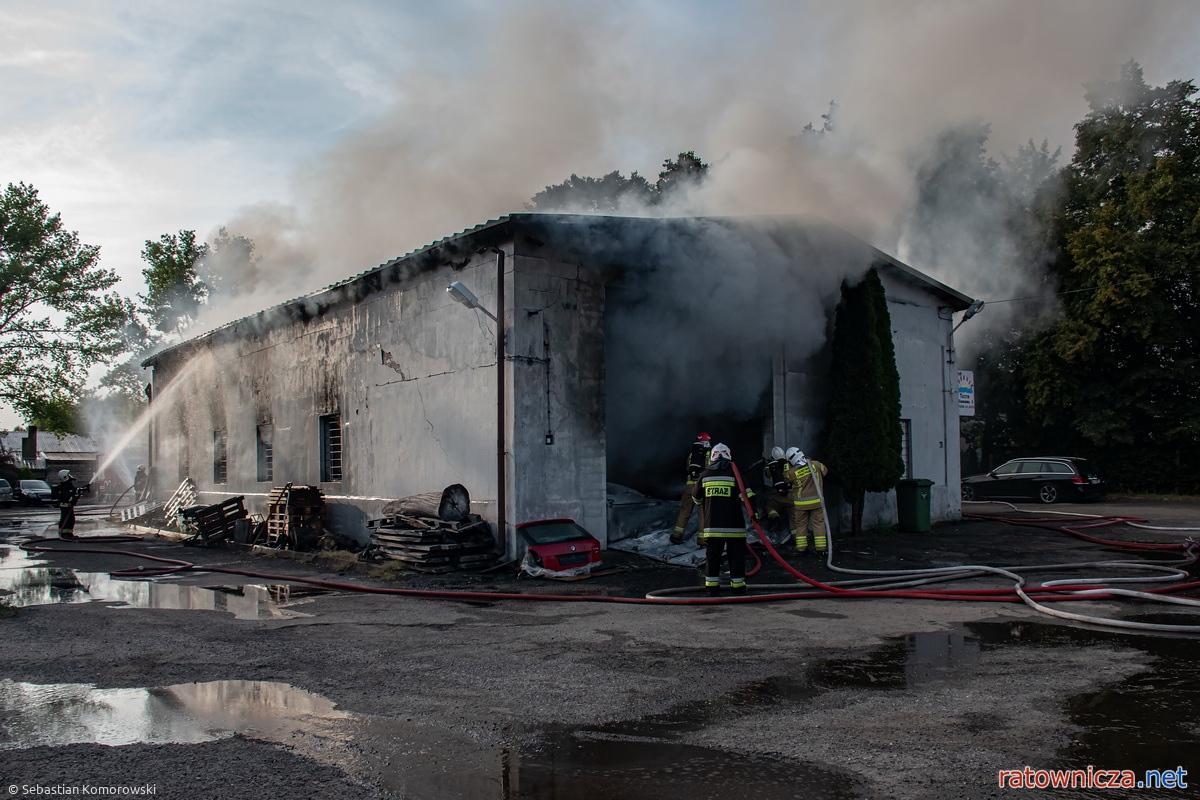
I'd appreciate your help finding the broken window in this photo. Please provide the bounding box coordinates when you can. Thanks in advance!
[256,423,274,483]
[213,429,228,485]
[319,414,342,482]
[900,419,912,479]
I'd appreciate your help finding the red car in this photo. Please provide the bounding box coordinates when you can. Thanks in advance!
[517,519,602,572]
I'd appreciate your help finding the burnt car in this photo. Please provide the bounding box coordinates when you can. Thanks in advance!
[961,457,1106,504]
[517,518,602,573]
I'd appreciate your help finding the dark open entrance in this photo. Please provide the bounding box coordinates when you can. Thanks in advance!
[603,281,772,500]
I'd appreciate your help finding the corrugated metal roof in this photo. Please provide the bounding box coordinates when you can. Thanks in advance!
[142,212,973,366]
[0,431,100,454]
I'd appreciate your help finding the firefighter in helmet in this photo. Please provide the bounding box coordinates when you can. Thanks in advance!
[54,469,85,539]
[690,443,752,595]
[670,431,712,545]
[759,446,793,538]
[787,447,828,553]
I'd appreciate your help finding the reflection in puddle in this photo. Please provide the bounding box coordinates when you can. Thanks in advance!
[0,679,858,799]
[0,544,322,619]
[0,680,348,749]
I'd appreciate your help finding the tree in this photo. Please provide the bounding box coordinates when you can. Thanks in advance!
[653,151,709,202]
[1022,62,1200,492]
[526,151,710,212]
[526,170,654,212]
[0,182,132,429]
[819,268,905,533]
[139,230,208,336]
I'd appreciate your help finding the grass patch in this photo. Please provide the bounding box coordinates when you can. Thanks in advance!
[369,561,407,582]
[315,550,360,573]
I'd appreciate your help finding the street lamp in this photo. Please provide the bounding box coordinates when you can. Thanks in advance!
[447,281,498,322]
[446,252,507,555]
[951,299,985,335]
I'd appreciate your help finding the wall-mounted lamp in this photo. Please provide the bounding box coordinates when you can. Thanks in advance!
[447,281,498,322]
[951,299,985,335]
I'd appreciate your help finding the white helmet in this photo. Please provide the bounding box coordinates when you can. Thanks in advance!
[58,469,71,481]
[784,447,800,462]
[789,450,809,468]
[770,446,785,460]
[710,443,732,462]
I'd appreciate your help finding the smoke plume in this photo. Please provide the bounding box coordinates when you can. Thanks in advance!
[190,0,1200,348]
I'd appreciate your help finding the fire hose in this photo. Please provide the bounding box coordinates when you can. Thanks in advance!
[17,479,1200,631]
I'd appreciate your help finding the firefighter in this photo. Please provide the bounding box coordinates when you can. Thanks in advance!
[690,443,752,596]
[670,431,712,545]
[134,465,149,501]
[760,446,793,537]
[54,469,85,539]
[787,448,828,553]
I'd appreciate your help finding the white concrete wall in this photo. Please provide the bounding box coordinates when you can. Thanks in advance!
[508,254,608,549]
[770,273,962,531]
[150,254,510,543]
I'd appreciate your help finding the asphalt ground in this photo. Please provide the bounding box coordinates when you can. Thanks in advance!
[1,497,1198,800]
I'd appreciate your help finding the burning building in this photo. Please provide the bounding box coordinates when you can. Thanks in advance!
[141,214,973,555]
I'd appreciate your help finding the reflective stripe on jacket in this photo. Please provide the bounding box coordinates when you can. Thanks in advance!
[691,464,749,539]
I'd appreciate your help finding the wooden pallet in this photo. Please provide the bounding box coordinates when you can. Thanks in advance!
[369,513,497,571]
[264,483,326,551]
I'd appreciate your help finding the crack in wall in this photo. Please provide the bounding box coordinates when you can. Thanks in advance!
[414,381,462,480]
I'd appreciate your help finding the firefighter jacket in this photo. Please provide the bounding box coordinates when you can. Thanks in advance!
[683,441,712,484]
[764,457,791,496]
[792,460,828,508]
[690,459,750,539]
[55,478,82,509]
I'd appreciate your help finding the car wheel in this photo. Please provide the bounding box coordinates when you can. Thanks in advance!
[961,485,975,502]
[1037,483,1059,504]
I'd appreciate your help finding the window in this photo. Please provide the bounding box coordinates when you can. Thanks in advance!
[213,429,227,484]
[256,423,274,483]
[900,419,913,479]
[319,414,342,482]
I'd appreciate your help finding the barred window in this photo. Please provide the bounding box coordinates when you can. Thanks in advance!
[256,423,274,483]
[319,414,342,482]
[213,429,228,485]
[900,419,913,479]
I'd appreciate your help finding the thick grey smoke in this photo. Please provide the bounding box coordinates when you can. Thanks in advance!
[190,0,1200,345]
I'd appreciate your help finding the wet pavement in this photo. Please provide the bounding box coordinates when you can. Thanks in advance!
[1,499,1198,799]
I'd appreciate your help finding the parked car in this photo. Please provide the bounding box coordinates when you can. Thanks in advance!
[0,478,12,506]
[517,518,602,573]
[14,479,54,505]
[961,457,1106,504]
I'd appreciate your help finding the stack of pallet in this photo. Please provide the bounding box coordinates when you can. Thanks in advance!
[180,496,248,546]
[370,513,495,573]
[265,483,326,551]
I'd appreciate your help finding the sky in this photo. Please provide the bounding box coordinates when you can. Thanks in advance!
[2,0,1200,428]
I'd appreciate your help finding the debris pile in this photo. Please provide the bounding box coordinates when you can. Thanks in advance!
[265,483,326,551]
[180,496,249,547]
[368,484,496,573]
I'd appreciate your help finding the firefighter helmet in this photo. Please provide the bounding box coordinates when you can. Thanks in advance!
[784,447,800,462]
[58,469,71,481]
[709,443,732,462]
[771,446,785,460]
[789,450,809,468]
[696,432,711,444]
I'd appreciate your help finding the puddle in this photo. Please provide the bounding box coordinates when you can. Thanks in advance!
[0,544,324,619]
[0,679,858,799]
[968,621,1200,783]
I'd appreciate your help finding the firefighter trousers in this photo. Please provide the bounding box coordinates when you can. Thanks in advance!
[673,482,702,540]
[791,503,826,551]
[703,537,747,590]
[58,505,76,538]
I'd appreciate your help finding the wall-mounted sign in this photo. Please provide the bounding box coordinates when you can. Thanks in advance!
[958,370,975,416]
